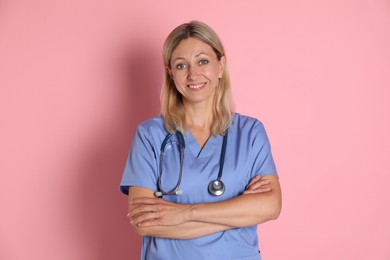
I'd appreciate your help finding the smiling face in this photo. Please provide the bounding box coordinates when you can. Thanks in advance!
[169,37,225,108]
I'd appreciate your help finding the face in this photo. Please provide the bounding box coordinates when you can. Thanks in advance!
[168,38,225,107]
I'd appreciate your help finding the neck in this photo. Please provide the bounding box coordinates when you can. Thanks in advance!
[183,102,213,131]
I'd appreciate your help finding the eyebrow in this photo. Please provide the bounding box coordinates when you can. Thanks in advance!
[195,52,209,57]
[172,52,210,63]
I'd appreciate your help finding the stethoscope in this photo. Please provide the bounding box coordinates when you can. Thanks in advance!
[154,131,228,197]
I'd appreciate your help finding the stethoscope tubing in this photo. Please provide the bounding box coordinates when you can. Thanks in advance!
[156,131,227,197]
[156,131,185,197]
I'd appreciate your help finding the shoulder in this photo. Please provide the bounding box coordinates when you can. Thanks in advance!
[230,113,270,144]
[138,115,165,132]
[135,115,168,144]
[230,113,273,152]
[231,113,265,132]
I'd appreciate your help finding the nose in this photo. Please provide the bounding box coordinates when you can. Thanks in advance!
[187,65,200,80]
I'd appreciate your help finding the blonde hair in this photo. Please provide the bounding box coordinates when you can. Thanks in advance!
[161,21,234,136]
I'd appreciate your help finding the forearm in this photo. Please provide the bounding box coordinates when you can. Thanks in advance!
[191,174,281,227]
[131,190,281,236]
[128,175,281,234]
[188,191,281,228]
[132,220,233,240]
[128,186,233,239]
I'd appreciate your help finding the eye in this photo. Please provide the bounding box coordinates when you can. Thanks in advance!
[176,63,187,70]
[199,59,209,65]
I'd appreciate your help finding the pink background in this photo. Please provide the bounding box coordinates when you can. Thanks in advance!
[1,0,389,259]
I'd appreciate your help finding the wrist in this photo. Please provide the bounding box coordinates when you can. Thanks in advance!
[186,204,197,222]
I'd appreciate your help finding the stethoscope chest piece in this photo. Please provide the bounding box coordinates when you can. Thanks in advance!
[208,179,225,196]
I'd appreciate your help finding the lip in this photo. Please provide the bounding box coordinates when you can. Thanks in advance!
[187,82,206,90]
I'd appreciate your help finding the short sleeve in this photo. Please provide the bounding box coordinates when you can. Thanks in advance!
[250,121,278,177]
[120,125,159,195]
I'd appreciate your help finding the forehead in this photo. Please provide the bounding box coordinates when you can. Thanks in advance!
[171,38,215,59]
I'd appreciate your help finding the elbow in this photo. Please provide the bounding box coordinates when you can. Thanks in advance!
[269,198,282,220]
[134,227,147,237]
[270,204,281,220]
[130,222,148,237]
[131,223,163,238]
[262,197,282,222]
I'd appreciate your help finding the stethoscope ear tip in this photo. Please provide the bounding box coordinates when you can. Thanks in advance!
[154,190,183,197]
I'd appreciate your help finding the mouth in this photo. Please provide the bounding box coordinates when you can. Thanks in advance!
[187,82,206,90]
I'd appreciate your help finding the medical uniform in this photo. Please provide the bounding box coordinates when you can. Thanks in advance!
[120,113,277,260]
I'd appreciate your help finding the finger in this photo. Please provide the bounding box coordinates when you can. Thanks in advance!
[246,175,261,189]
[130,197,161,205]
[248,179,270,190]
[248,175,261,184]
[243,187,272,194]
[131,211,160,226]
[136,218,161,227]
[243,189,270,195]
[129,204,161,217]
[246,180,269,190]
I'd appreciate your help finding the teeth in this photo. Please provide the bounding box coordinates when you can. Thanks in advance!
[188,83,204,89]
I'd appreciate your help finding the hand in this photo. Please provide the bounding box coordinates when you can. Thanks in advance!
[243,175,272,195]
[128,197,191,227]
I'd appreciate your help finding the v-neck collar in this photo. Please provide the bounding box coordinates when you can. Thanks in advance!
[185,131,220,159]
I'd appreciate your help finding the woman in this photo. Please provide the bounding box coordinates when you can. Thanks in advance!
[120,21,281,260]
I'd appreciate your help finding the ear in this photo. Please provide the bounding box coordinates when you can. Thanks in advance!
[218,56,225,79]
[166,66,174,79]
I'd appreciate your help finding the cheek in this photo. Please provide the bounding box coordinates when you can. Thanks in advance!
[172,73,186,86]
[203,66,221,80]
[172,78,186,93]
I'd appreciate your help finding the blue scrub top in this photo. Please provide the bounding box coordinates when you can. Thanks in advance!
[120,113,277,260]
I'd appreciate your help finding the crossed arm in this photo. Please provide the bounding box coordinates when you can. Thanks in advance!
[127,174,281,240]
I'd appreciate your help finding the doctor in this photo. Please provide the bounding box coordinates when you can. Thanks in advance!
[120,21,282,260]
